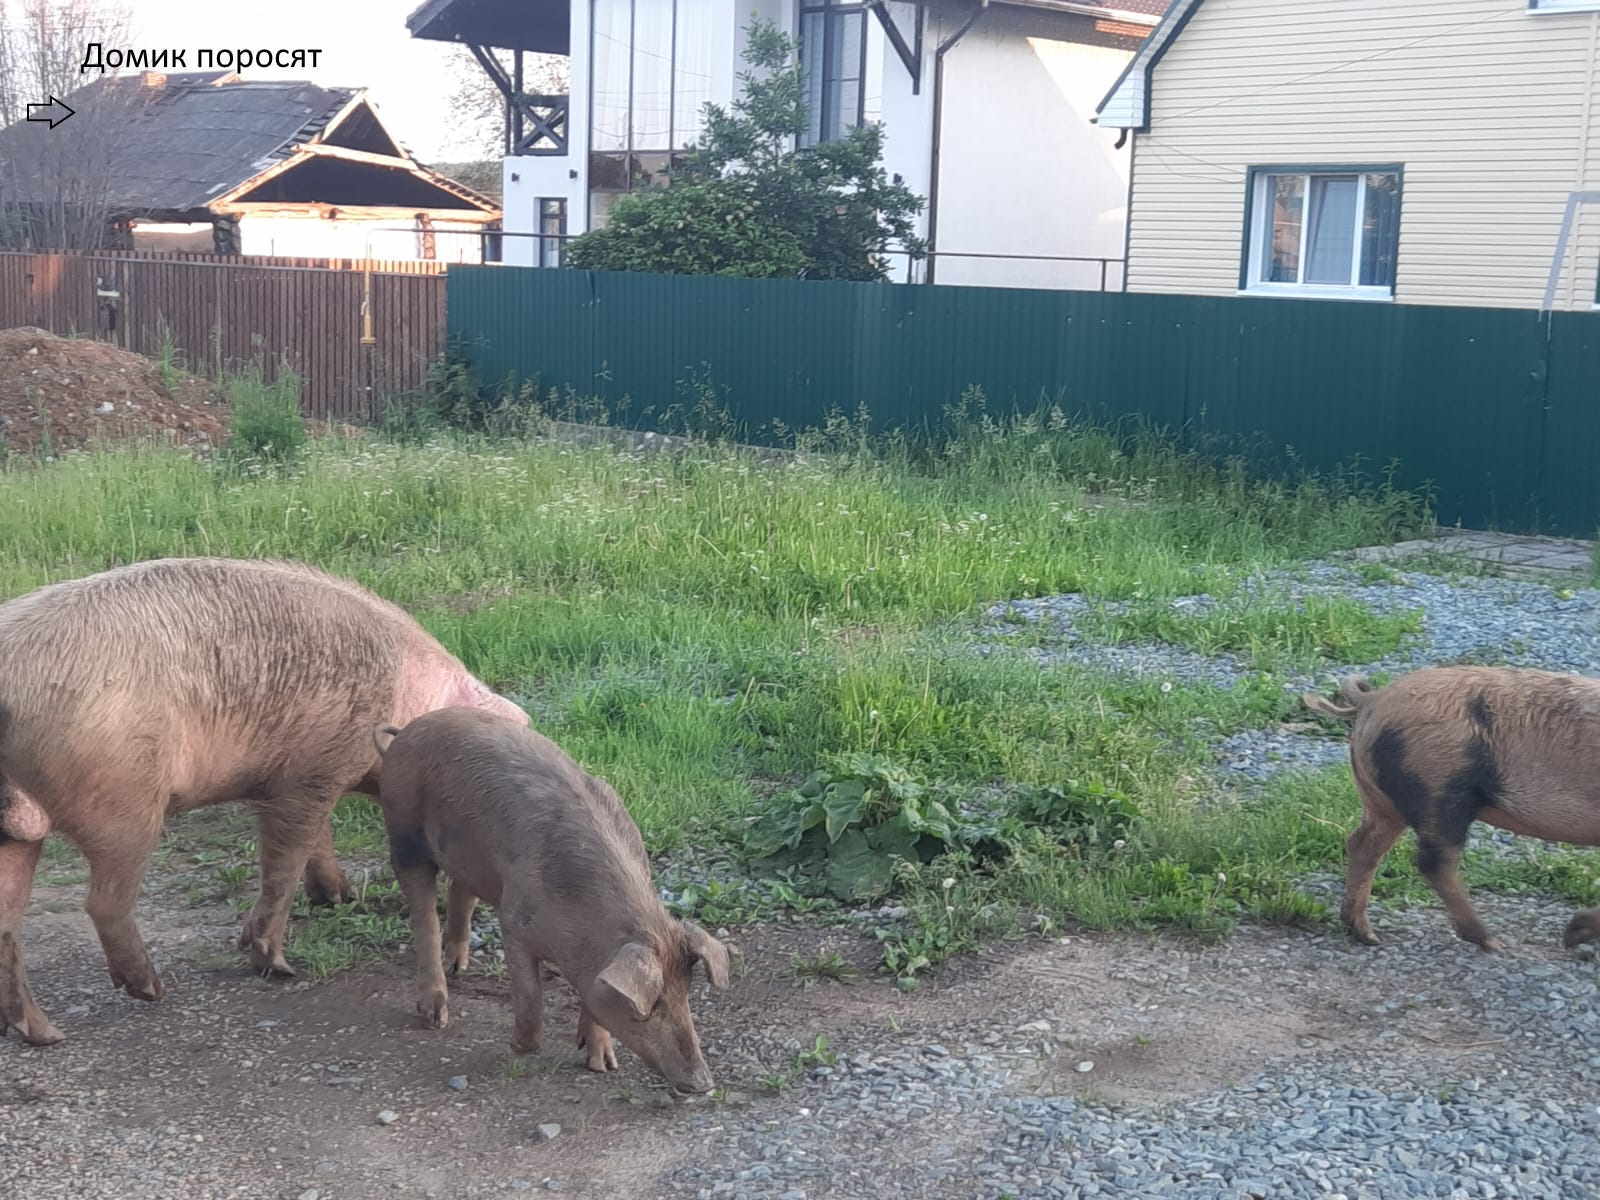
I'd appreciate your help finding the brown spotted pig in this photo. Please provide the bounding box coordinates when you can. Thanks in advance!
[1303,666,1600,953]
[0,557,527,1046]
[372,706,730,1094]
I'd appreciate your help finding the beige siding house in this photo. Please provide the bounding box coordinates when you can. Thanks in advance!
[1096,0,1600,311]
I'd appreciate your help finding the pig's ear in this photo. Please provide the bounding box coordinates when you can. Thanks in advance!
[594,942,663,1020]
[373,724,402,756]
[683,920,731,990]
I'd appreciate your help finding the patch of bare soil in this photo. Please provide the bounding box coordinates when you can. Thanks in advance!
[0,326,226,454]
[3,823,1597,1199]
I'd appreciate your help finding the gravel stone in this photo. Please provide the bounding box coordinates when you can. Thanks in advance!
[984,564,1600,784]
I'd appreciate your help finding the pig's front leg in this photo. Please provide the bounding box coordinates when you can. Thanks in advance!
[577,1004,619,1073]
[395,859,449,1028]
[506,936,543,1054]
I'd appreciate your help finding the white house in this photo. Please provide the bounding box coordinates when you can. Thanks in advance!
[408,0,1171,289]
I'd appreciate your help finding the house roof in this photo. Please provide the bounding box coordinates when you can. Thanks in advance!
[1095,0,1204,130]
[0,71,498,219]
[406,0,570,54]
[1009,0,1169,19]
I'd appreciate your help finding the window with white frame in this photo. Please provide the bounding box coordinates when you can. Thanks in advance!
[1244,167,1402,297]
[1529,1,1600,13]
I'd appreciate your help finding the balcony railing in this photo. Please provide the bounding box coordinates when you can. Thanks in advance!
[513,93,568,156]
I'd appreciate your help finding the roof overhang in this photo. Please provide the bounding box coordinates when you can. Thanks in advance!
[405,0,570,55]
[209,143,502,216]
[991,0,1160,25]
[1094,0,1203,132]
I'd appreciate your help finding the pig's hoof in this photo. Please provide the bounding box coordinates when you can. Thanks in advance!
[1564,912,1600,949]
[245,939,296,979]
[1344,925,1380,946]
[303,872,354,908]
[510,1034,541,1055]
[419,995,449,1030]
[24,1022,67,1047]
[5,1016,66,1046]
[118,975,164,1003]
[579,1040,619,1072]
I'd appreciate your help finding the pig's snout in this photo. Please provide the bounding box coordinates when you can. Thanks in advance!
[671,1061,715,1096]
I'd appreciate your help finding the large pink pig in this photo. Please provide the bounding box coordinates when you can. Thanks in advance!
[0,557,527,1045]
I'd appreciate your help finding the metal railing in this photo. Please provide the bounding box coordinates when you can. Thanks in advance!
[372,227,1126,291]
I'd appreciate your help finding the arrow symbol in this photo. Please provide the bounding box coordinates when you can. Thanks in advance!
[25,96,75,129]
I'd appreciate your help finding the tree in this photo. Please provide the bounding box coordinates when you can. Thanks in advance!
[0,0,137,249]
[564,19,925,282]
[0,0,133,126]
[444,44,568,162]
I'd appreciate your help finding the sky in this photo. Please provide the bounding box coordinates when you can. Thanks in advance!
[125,0,483,161]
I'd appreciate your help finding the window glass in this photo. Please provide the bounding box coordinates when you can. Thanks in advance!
[591,0,631,152]
[1360,173,1401,288]
[1263,174,1304,284]
[673,0,716,148]
[1305,175,1358,286]
[630,0,673,150]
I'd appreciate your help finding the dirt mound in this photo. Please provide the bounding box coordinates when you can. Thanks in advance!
[0,326,227,455]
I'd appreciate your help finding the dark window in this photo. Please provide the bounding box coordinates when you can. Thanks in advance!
[538,198,567,268]
[799,0,867,147]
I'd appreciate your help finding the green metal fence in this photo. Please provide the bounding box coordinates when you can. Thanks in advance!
[447,265,1600,537]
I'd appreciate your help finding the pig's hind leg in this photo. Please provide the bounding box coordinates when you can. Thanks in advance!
[79,816,165,1001]
[505,934,544,1054]
[390,833,450,1029]
[441,879,477,975]
[301,814,353,907]
[238,793,338,978]
[0,833,63,1045]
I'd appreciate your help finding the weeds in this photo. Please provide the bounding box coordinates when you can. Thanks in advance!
[0,389,1458,987]
[791,950,859,984]
[155,321,188,392]
[223,364,306,465]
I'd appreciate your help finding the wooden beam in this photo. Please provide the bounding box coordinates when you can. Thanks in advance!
[869,1,921,91]
[211,202,501,222]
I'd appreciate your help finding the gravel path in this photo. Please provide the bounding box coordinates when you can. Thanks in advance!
[669,891,1600,1200]
[984,564,1600,784]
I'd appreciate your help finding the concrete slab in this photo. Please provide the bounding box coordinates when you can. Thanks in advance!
[1338,526,1595,582]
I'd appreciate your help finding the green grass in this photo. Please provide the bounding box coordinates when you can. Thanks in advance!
[0,404,1476,979]
[1079,591,1424,672]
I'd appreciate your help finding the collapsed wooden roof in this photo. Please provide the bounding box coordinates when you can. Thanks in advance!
[0,70,500,222]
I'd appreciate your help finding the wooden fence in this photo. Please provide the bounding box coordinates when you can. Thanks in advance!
[0,250,446,421]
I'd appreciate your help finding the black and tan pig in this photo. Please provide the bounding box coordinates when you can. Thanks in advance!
[1303,666,1600,953]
